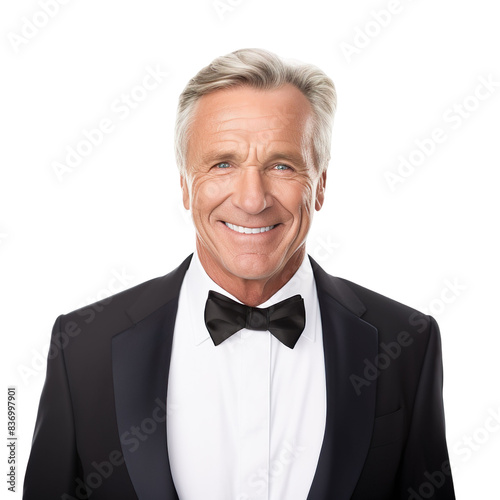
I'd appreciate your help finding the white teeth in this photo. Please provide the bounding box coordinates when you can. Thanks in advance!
[225,222,275,234]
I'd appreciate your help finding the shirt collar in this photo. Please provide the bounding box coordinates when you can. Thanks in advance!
[183,251,319,347]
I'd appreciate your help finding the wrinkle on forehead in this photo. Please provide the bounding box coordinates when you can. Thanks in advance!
[201,103,307,132]
[187,85,316,170]
[194,84,312,129]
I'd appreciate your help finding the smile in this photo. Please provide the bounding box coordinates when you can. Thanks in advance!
[224,222,276,234]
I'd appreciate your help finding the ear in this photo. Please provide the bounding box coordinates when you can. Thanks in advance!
[180,175,190,210]
[315,171,327,211]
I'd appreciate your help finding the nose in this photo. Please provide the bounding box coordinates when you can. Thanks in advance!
[231,167,270,215]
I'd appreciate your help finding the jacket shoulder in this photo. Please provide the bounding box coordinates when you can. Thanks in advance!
[57,255,192,341]
[337,276,436,340]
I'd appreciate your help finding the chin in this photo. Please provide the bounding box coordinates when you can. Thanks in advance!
[226,254,283,281]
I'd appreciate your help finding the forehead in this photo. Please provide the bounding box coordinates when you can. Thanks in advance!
[187,84,314,154]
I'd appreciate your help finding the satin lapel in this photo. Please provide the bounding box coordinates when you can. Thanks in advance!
[308,258,378,500]
[111,256,192,500]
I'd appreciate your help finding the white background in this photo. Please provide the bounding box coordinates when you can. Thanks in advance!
[1,0,499,497]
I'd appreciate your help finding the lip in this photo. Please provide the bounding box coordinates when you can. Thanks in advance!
[222,221,278,235]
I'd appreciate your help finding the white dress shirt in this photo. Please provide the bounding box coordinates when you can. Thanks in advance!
[166,252,327,500]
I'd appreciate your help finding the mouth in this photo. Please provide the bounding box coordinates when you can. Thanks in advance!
[224,222,277,234]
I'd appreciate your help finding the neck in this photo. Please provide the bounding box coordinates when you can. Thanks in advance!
[197,245,305,307]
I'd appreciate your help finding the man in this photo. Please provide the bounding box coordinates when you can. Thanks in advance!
[24,49,455,499]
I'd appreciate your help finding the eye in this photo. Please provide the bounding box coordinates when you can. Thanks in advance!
[273,163,292,171]
[215,162,231,169]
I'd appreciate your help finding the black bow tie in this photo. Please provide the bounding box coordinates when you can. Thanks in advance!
[204,290,306,349]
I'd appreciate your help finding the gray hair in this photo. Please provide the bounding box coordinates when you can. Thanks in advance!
[174,48,337,176]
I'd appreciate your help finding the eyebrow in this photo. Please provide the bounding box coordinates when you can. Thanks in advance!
[200,151,243,165]
[266,152,307,167]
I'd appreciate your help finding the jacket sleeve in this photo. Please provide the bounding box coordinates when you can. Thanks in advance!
[23,315,84,499]
[395,316,455,499]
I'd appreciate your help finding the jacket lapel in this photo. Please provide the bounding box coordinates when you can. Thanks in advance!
[308,257,378,499]
[112,254,377,499]
[111,256,192,499]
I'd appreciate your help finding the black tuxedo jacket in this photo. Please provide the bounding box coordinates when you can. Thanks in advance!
[24,255,455,499]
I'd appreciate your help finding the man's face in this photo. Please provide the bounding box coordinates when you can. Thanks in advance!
[181,84,326,286]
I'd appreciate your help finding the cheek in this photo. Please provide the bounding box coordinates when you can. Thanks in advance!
[190,176,229,213]
[275,181,315,215]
